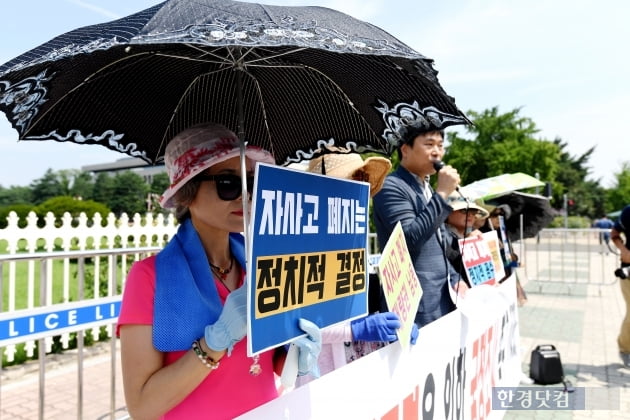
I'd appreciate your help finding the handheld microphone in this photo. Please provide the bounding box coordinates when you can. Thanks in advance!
[432,160,464,197]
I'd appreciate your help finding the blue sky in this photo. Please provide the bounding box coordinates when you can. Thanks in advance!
[1,0,628,188]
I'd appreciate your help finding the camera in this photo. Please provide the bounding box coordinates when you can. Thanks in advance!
[614,266,630,279]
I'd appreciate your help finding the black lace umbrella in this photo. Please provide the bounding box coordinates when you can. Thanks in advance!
[486,191,554,241]
[0,0,469,166]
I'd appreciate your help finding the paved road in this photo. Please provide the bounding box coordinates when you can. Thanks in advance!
[1,342,127,420]
[504,256,630,418]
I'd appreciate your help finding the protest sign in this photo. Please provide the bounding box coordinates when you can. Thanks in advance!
[377,221,422,349]
[459,230,505,286]
[248,164,370,355]
[483,230,506,281]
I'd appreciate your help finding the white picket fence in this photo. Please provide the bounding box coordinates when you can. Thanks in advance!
[0,210,179,362]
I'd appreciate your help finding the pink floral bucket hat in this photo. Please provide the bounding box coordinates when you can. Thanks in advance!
[160,123,275,209]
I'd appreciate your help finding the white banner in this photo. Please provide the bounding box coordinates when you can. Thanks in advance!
[238,275,522,420]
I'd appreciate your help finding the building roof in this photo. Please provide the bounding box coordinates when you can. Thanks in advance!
[82,157,164,173]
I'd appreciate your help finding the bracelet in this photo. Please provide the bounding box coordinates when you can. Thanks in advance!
[192,340,220,370]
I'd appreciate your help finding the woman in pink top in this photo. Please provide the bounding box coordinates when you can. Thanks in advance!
[117,123,321,419]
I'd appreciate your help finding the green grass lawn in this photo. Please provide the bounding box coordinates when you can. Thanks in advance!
[1,232,158,311]
[1,241,131,366]
[2,257,129,310]
[1,237,132,310]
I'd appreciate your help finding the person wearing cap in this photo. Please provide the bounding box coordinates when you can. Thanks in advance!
[117,123,322,419]
[445,193,489,238]
[444,193,489,287]
[295,153,419,386]
[610,204,630,367]
[305,152,392,197]
[372,124,468,328]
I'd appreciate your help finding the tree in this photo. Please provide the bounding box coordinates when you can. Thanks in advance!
[441,107,604,218]
[444,107,561,185]
[108,171,150,216]
[150,172,170,195]
[551,139,604,217]
[92,173,116,206]
[70,171,95,200]
[607,162,630,213]
[0,185,33,206]
[30,169,69,204]
[0,203,34,228]
[148,172,171,214]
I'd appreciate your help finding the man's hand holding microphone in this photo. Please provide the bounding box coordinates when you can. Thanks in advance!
[432,160,461,200]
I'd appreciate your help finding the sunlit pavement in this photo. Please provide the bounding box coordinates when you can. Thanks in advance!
[504,260,630,419]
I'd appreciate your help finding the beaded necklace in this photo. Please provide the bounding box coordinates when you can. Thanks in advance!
[210,258,234,291]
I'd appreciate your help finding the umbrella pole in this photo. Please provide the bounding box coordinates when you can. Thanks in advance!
[235,59,251,266]
[236,56,261,367]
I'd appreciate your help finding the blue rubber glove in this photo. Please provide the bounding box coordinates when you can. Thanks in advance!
[204,285,247,356]
[294,318,322,377]
[350,312,401,342]
[410,323,419,345]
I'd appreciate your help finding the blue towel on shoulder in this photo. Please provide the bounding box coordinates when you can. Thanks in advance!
[153,218,246,351]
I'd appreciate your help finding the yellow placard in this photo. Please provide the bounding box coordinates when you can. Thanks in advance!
[483,230,506,281]
[377,222,422,349]
[255,248,366,318]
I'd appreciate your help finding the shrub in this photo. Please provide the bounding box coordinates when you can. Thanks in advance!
[548,215,591,228]
[34,196,111,227]
[0,204,35,228]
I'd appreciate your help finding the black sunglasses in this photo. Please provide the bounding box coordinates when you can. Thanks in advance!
[196,173,255,201]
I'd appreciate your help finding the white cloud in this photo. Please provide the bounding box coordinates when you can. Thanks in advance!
[64,0,121,19]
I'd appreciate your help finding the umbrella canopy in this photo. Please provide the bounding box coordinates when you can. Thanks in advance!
[607,210,621,219]
[486,191,554,241]
[0,0,470,166]
[460,172,544,201]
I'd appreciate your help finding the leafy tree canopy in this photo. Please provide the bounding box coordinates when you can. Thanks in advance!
[30,169,69,204]
[109,171,150,216]
[444,107,560,185]
[442,107,613,218]
[0,185,33,206]
[607,162,630,214]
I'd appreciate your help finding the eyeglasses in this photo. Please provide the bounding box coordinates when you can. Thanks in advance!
[196,173,254,201]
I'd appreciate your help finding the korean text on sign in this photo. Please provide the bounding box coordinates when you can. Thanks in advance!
[248,164,371,355]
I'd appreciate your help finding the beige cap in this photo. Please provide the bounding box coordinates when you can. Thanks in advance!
[447,192,490,218]
[307,153,392,197]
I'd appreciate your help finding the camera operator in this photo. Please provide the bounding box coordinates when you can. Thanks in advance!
[611,204,630,368]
